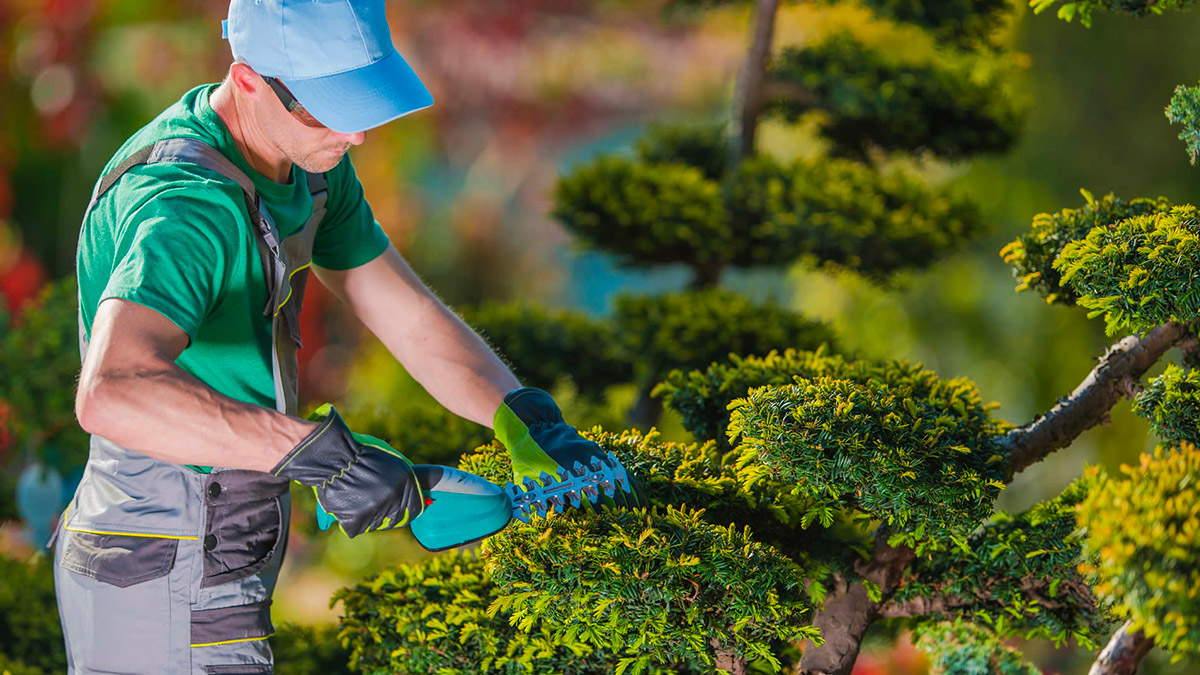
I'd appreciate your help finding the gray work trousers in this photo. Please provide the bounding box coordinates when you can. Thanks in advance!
[53,470,290,674]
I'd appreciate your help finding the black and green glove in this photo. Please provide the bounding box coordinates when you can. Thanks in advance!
[273,403,423,538]
[494,387,643,508]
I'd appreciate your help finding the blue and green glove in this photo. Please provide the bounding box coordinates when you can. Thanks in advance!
[494,387,644,508]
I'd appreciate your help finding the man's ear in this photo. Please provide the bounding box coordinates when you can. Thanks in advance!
[227,62,265,98]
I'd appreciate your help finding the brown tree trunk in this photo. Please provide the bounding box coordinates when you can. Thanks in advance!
[1088,621,1154,675]
[712,642,749,675]
[796,535,915,675]
[627,382,664,429]
[728,0,779,164]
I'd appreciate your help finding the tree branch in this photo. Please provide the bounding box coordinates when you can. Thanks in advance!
[711,639,748,675]
[1088,621,1154,675]
[796,534,915,675]
[1002,321,1189,479]
[878,573,1094,619]
[728,0,779,164]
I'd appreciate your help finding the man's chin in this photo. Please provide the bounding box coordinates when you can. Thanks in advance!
[294,153,344,174]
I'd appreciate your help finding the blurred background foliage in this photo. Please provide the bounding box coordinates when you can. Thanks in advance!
[3,0,1200,673]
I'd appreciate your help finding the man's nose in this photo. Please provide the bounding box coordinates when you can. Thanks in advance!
[338,131,366,146]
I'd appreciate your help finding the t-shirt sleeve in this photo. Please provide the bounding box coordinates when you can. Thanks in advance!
[100,187,243,341]
[311,154,391,270]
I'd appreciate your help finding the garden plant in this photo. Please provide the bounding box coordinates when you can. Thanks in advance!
[335,2,1200,675]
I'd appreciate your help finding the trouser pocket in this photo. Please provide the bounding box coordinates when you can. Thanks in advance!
[201,471,289,588]
[59,529,179,587]
[55,528,182,672]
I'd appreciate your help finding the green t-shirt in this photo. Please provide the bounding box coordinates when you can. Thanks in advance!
[78,83,390,412]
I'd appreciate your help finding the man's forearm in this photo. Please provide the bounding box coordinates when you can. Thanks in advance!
[317,247,521,428]
[77,357,315,472]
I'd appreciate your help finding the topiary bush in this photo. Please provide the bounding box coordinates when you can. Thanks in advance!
[334,549,681,675]
[767,33,1023,159]
[999,189,1173,306]
[459,303,633,398]
[1133,363,1200,446]
[726,373,1009,552]
[1077,443,1200,657]
[271,623,353,675]
[614,288,835,392]
[1055,204,1200,336]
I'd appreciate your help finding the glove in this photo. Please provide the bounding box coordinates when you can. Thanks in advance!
[408,465,513,551]
[273,403,423,538]
[493,387,643,508]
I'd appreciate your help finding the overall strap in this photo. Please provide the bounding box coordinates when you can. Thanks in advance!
[84,137,328,320]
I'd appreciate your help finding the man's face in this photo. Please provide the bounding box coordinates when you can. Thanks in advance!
[256,78,365,174]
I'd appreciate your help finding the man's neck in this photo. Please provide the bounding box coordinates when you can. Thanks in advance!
[210,81,293,184]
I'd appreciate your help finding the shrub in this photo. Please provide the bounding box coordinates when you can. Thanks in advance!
[999,189,1172,306]
[1133,364,1200,446]
[0,555,65,674]
[1055,204,1200,335]
[727,374,1009,551]
[1077,443,1200,657]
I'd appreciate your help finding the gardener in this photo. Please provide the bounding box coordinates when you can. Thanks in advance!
[52,1,638,673]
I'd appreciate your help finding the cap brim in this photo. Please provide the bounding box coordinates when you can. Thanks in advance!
[284,48,433,134]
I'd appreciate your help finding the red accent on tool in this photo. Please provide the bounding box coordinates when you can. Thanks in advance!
[424,497,434,506]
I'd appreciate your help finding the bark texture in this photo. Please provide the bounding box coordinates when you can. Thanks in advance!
[711,640,748,675]
[1088,621,1154,675]
[796,536,914,675]
[1002,321,1189,478]
[728,0,779,164]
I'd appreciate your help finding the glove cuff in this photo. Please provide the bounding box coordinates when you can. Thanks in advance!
[272,405,354,484]
[498,387,564,428]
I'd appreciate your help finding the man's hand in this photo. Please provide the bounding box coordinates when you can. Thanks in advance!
[493,387,644,508]
[273,403,424,538]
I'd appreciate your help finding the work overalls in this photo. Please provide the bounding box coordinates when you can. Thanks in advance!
[53,137,325,674]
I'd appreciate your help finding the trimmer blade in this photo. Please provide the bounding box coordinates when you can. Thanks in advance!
[504,452,636,522]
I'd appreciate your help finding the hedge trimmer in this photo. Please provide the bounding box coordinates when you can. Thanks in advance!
[319,452,637,550]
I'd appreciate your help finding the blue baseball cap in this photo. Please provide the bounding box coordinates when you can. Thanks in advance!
[222,0,434,134]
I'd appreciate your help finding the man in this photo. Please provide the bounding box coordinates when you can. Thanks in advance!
[53,1,638,673]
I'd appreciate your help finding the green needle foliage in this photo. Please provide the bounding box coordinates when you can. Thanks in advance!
[1166,83,1200,165]
[484,506,820,675]
[657,348,951,449]
[1077,444,1200,658]
[0,277,89,471]
[899,479,1106,646]
[456,431,840,674]
[1133,364,1200,446]
[726,154,981,277]
[727,374,1009,551]
[1055,204,1200,336]
[554,126,980,284]
[1030,0,1198,27]
[460,303,633,398]
[768,33,1023,159]
[634,122,728,183]
[835,0,1013,48]
[552,154,730,273]
[614,289,834,391]
[334,550,650,675]
[271,623,354,675]
[914,619,1042,675]
[1000,189,1172,306]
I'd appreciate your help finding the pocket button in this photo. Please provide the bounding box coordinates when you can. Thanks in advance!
[204,534,217,551]
[208,482,222,498]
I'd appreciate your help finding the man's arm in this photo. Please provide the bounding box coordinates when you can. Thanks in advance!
[314,245,520,428]
[75,297,316,471]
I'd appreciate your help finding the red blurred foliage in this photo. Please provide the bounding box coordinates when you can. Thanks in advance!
[0,249,48,316]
